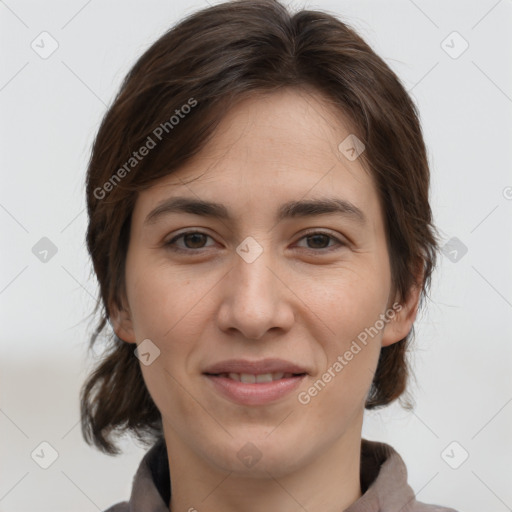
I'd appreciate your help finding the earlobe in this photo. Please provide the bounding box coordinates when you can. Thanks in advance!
[109,300,137,344]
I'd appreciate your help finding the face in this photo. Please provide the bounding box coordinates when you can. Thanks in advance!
[112,87,419,478]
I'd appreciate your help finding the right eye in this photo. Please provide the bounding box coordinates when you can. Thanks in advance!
[164,231,216,253]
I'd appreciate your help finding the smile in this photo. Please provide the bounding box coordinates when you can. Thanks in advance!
[204,372,307,405]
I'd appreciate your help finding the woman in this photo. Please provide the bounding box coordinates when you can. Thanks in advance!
[80,1,459,510]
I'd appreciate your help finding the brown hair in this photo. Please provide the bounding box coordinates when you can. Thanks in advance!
[80,0,439,455]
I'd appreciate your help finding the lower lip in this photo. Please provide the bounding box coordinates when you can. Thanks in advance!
[204,374,306,405]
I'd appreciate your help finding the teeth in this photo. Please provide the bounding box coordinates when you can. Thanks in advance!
[224,372,297,382]
[255,373,273,383]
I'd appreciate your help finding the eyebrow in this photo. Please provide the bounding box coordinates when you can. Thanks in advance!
[144,196,367,227]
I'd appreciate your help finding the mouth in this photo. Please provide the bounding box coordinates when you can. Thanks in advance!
[203,360,308,406]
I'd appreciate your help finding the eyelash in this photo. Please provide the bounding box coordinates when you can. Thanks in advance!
[164,230,346,254]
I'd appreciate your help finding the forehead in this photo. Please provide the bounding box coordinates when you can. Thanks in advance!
[191,87,366,177]
[133,88,382,231]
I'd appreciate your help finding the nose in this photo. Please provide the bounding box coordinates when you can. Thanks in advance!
[216,239,295,340]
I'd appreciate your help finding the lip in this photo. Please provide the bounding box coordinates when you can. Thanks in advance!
[202,358,309,406]
[204,373,306,406]
[202,358,309,375]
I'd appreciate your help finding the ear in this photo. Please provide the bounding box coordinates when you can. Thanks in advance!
[109,298,137,344]
[381,270,423,348]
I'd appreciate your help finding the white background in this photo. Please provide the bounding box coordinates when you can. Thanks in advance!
[1,1,511,511]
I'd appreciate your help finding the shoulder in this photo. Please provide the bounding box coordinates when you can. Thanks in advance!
[102,501,129,512]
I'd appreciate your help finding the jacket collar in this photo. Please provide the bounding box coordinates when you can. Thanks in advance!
[127,437,420,512]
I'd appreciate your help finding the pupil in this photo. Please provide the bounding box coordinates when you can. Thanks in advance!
[308,234,328,249]
[185,233,206,248]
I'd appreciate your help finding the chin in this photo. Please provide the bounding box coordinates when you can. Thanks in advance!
[200,433,311,478]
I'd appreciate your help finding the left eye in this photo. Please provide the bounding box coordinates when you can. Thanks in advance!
[164,231,345,253]
[295,231,344,251]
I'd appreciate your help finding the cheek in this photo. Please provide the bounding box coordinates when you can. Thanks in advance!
[126,260,198,339]
[126,265,207,421]
[301,264,388,398]
[302,290,383,425]
[307,261,390,339]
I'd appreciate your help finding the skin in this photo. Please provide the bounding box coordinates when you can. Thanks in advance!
[111,87,421,512]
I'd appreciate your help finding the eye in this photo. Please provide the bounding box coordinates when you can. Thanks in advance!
[164,229,346,254]
[294,230,346,252]
[164,231,215,253]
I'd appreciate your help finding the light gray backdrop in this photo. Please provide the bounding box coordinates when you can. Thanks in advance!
[1,1,511,511]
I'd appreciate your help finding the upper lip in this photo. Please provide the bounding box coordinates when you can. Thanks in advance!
[203,358,309,375]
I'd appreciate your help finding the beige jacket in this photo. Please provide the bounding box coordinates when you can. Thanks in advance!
[104,437,459,512]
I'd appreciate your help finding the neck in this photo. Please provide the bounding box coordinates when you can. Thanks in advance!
[165,422,363,512]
